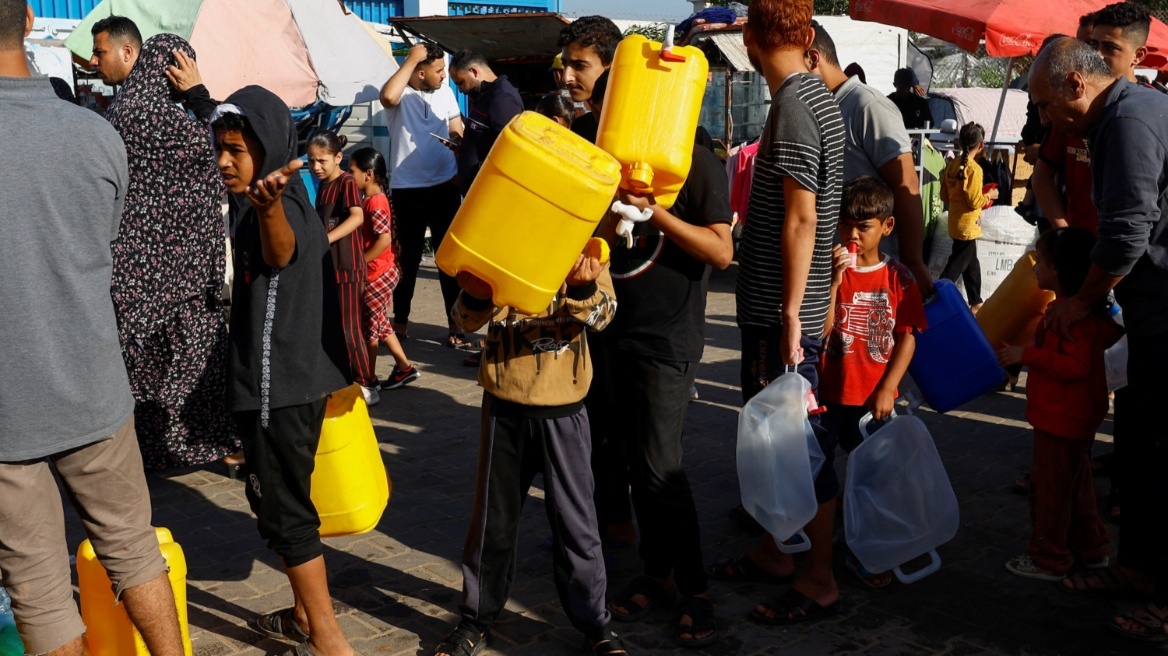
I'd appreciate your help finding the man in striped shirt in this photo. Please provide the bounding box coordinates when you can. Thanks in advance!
[716,0,849,627]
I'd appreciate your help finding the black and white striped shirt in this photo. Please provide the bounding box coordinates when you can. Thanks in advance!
[736,73,845,334]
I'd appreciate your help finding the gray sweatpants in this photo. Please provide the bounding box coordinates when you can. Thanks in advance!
[459,394,610,637]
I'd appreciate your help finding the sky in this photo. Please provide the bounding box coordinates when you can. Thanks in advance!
[559,0,693,21]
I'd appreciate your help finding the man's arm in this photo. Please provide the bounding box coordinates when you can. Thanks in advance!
[878,152,933,295]
[380,44,429,108]
[780,177,819,365]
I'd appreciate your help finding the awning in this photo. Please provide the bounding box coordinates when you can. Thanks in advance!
[387,12,570,62]
[702,31,754,72]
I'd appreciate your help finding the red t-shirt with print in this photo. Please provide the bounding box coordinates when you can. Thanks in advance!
[819,257,928,406]
[1040,129,1098,235]
[361,192,396,281]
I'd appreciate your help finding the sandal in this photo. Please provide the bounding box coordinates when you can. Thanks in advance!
[586,630,629,655]
[1005,554,1066,582]
[707,554,794,585]
[676,595,718,648]
[434,620,489,656]
[1060,565,1156,600]
[251,607,309,643]
[845,553,893,588]
[283,645,365,656]
[463,351,482,367]
[1109,603,1168,642]
[751,588,841,626]
[445,333,470,349]
[609,575,677,622]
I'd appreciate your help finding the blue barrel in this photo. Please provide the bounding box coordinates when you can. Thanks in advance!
[908,279,1005,413]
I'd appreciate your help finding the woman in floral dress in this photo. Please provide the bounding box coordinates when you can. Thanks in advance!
[105,34,239,471]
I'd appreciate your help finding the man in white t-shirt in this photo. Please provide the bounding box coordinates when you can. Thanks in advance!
[379,42,467,346]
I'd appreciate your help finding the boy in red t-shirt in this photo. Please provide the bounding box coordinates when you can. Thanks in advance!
[820,176,928,585]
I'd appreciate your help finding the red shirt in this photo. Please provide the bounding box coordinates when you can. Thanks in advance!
[315,172,365,279]
[361,192,396,281]
[1040,129,1098,235]
[1023,302,1124,440]
[819,257,927,406]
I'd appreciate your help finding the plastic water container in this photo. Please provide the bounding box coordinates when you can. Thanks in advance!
[313,384,391,538]
[976,251,1054,351]
[0,588,22,656]
[436,111,622,315]
[597,34,709,209]
[844,412,959,582]
[78,527,192,656]
[909,279,1005,412]
[737,372,826,553]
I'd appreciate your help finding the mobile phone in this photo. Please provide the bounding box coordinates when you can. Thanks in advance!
[429,132,457,148]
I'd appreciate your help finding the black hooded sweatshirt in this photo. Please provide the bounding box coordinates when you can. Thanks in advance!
[222,85,351,416]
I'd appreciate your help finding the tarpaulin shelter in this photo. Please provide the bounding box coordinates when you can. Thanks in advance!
[65,0,398,108]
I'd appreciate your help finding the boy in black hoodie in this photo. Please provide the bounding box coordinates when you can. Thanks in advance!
[210,86,356,656]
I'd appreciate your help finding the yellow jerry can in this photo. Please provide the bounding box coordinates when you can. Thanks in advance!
[597,33,709,209]
[78,527,192,656]
[436,111,622,315]
[312,384,390,538]
[977,251,1056,350]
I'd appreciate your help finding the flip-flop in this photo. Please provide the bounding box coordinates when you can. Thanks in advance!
[1108,604,1168,643]
[609,575,677,622]
[1060,566,1156,600]
[676,595,718,648]
[845,554,893,588]
[707,554,794,585]
[750,588,841,626]
[250,608,309,643]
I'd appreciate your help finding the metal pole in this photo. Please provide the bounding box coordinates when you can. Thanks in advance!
[989,57,1014,145]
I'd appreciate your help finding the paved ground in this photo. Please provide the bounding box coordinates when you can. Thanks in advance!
[63,260,1160,656]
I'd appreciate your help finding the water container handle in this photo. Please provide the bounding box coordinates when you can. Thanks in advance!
[610,201,654,249]
[775,530,812,554]
[661,25,688,62]
[893,549,942,584]
[857,409,898,441]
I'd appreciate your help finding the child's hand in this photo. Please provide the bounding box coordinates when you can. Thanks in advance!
[565,248,607,287]
[988,188,1000,200]
[997,345,1024,367]
[456,272,493,301]
[866,386,896,420]
[247,160,303,212]
[831,244,849,287]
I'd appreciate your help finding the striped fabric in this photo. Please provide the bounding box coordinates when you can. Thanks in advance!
[736,73,845,336]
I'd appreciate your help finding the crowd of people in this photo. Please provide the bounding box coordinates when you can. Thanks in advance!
[2,0,1168,654]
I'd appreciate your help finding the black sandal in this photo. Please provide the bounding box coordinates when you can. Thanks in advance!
[586,630,629,655]
[434,621,489,656]
[1110,603,1168,642]
[751,588,841,626]
[707,554,794,585]
[609,575,677,622]
[250,607,309,643]
[676,595,717,648]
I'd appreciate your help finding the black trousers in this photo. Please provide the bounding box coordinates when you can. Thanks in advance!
[235,399,328,568]
[459,395,610,636]
[610,353,707,596]
[389,180,462,327]
[584,337,632,531]
[940,238,983,305]
[1114,332,1168,594]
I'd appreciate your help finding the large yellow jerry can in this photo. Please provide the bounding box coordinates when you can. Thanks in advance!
[78,527,192,656]
[312,384,390,538]
[977,251,1055,350]
[597,34,709,209]
[436,111,621,315]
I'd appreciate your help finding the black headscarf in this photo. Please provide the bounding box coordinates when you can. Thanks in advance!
[105,34,225,336]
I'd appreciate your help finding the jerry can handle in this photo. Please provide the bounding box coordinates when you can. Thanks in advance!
[893,549,942,584]
[776,530,812,554]
[661,25,688,63]
[857,409,898,441]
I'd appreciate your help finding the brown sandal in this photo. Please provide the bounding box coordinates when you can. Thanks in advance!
[1060,566,1156,600]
